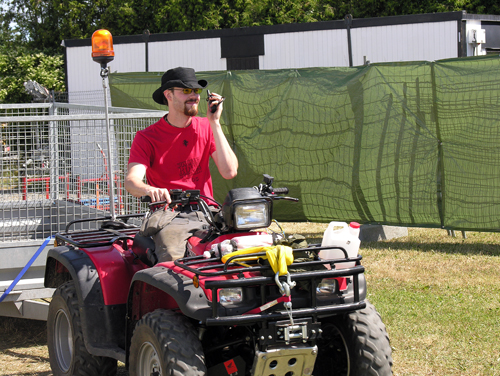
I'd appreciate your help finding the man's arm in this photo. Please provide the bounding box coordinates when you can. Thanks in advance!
[207,95,238,179]
[125,162,171,203]
[211,123,238,179]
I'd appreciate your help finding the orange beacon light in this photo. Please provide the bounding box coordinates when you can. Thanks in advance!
[91,29,114,66]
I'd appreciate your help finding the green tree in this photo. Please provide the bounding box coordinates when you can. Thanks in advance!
[3,0,500,51]
[110,0,500,33]
[0,47,65,103]
[1,0,138,53]
[317,0,500,18]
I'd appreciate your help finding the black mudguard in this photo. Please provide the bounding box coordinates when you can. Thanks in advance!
[44,246,126,362]
[128,266,213,322]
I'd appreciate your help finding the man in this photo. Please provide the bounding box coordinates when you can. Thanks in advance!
[125,67,238,262]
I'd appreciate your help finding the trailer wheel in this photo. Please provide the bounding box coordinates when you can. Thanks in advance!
[314,300,393,376]
[129,309,206,376]
[47,281,117,376]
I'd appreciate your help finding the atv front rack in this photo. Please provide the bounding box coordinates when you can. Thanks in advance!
[175,246,367,325]
[55,215,143,248]
[175,245,360,277]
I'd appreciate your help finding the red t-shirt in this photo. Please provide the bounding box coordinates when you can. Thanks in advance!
[128,116,217,199]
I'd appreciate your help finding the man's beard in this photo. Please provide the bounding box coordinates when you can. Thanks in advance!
[184,102,198,116]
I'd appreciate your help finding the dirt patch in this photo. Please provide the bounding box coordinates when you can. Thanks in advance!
[0,318,50,376]
[0,317,127,376]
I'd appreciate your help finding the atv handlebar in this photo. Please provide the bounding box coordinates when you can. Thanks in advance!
[140,174,298,211]
[273,187,289,195]
[141,190,219,227]
[140,189,203,207]
[258,175,299,202]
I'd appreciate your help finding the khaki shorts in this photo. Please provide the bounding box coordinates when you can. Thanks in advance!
[139,208,207,262]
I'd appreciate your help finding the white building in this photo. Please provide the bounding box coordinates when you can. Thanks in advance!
[63,11,500,104]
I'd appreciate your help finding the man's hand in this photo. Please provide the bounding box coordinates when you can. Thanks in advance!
[145,187,171,203]
[125,163,172,204]
[207,91,224,121]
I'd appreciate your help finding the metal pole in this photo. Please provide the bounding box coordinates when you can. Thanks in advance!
[345,14,353,68]
[100,65,116,220]
[142,30,150,72]
[48,94,59,201]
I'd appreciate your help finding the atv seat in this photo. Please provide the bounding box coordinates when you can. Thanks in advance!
[132,234,158,266]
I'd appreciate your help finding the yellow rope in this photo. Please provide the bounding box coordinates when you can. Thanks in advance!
[221,245,294,276]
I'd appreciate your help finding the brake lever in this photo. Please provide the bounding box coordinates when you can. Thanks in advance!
[269,196,299,202]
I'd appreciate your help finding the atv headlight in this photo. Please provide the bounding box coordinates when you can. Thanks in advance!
[222,188,272,230]
[219,288,243,304]
[316,279,337,297]
[234,202,270,229]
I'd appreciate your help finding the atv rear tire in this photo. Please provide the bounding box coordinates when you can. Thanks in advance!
[47,281,117,376]
[314,300,393,376]
[129,309,206,376]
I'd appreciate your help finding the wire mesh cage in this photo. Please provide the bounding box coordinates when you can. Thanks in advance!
[0,102,165,242]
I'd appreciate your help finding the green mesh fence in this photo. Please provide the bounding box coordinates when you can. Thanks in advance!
[109,56,500,231]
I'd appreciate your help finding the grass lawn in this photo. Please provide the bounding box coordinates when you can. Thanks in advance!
[0,224,499,375]
[277,222,500,375]
[363,228,500,376]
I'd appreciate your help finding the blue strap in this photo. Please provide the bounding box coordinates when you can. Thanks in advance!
[0,235,54,304]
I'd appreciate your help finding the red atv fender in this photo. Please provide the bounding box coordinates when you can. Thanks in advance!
[44,243,140,362]
[127,265,213,323]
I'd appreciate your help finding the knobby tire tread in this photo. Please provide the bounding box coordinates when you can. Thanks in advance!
[130,309,206,376]
[48,281,117,376]
[346,300,393,375]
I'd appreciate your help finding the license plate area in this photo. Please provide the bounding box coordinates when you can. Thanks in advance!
[251,344,318,376]
[258,318,321,346]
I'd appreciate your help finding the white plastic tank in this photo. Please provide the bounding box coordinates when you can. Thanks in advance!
[319,221,361,269]
[203,234,274,258]
[232,234,274,249]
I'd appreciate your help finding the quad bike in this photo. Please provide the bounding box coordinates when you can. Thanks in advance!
[44,174,393,376]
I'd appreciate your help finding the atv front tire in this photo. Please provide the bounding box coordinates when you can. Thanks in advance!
[47,281,117,376]
[129,309,206,376]
[314,300,393,376]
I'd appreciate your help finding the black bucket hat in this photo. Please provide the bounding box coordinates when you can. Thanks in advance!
[152,67,208,104]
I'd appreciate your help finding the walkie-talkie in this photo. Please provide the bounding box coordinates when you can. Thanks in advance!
[207,90,225,113]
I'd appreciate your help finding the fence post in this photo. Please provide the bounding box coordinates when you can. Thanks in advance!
[49,101,59,201]
[431,62,445,229]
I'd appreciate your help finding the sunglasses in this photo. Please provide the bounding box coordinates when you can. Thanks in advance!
[172,88,203,94]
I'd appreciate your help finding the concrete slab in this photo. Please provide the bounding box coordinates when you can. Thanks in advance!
[359,224,408,242]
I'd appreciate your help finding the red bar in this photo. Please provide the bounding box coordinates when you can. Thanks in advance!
[77,175,81,200]
[65,174,70,200]
[21,176,68,200]
[22,177,27,200]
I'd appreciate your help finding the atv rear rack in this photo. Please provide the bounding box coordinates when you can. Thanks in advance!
[55,215,143,248]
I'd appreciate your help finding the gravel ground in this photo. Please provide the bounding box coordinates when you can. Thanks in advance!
[0,318,51,376]
[0,317,128,376]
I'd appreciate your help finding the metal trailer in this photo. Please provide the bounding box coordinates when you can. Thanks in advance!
[0,101,165,320]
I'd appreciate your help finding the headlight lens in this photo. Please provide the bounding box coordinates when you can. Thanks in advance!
[219,288,243,304]
[316,279,337,297]
[234,202,270,229]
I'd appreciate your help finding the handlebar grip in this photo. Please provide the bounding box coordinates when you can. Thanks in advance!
[142,196,168,206]
[273,187,289,194]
